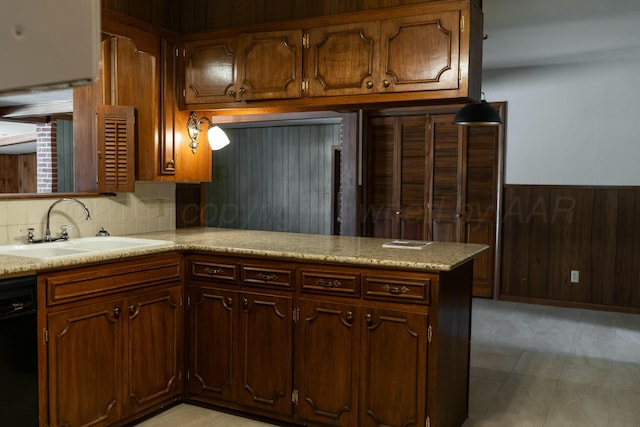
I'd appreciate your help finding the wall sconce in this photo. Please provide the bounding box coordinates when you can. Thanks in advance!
[186,111,230,153]
[453,93,502,126]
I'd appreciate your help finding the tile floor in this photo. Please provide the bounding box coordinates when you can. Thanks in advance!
[135,298,640,427]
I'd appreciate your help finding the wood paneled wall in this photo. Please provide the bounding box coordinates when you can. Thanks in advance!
[102,0,464,33]
[0,154,36,193]
[204,124,341,234]
[501,185,640,313]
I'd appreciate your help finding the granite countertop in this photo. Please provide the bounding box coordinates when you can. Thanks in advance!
[0,227,488,277]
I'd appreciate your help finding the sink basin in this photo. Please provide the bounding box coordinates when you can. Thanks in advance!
[0,236,173,259]
[64,236,173,251]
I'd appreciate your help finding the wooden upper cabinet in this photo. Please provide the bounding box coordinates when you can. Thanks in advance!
[304,22,379,97]
[237,30,303,100]
[184,38,238,105]
[380,10,460,93]
[180,0,482,110]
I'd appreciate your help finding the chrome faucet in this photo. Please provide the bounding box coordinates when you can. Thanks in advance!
[28,198,92,243]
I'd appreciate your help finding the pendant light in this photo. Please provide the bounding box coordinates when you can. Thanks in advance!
[453,93,502,126]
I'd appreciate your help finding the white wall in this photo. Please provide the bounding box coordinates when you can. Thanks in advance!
[0,182,176,246]
[483,57,640,186]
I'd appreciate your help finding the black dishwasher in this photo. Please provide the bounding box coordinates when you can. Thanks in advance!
[0,276,38,427]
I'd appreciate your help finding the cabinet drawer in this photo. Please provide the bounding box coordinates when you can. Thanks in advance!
[241,263,294,291]
[363,275,431,304]
[45,254,182,306]
[300,270,360,297]
[191,259,238,284]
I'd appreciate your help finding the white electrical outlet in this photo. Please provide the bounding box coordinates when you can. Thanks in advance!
[570,270,580,283]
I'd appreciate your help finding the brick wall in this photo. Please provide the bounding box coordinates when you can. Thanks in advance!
[36,122,57,193]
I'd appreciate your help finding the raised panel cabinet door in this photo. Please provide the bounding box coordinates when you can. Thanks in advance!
[238,292,293,416]
[125,286,183,414]
[429,113,463,242]
[380,10,460,93]
[360,308,428,427]
[295,299,360,427]
[188,286,238,402]
[47,301,123,427]
[183,38,238,105]
[110,35,160,182]
[237,30,303,100]
[305,22,379,97]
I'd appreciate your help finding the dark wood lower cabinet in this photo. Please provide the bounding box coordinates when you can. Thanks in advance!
[39,254,184,427]
[186,254,473,427]
[360,308,428,427]
[296,299,361,427]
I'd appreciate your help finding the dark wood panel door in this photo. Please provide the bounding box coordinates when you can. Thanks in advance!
[295,299,360,427]
[366,115,428,240]
[183,38,238,105]
[238,30,302,100]
[188,286,238,402]
[429,113,462,242]
[464,126,500,297]
[380,10,460,93]
[305,22,379,97]
[238,292,293,416]
[360,307,428,427]
[125,286,183,414]
[47,300,123,427]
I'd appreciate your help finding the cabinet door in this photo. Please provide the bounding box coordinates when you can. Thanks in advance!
[305,22,379,97]
[360,308,428,427]
[238,292,293,416]
[125,286,183,414]
[380,10,460,93]
[237,30,302,100]
[295,299,360,427]
[188,285,238,402]
[47,300,123,427]
[183,38,238,105]
[366,115,429,240]
[109,35,161,182]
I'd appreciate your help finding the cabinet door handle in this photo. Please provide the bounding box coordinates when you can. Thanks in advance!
[395,211,401,215]
[226,297,233,307]
[345,311,354,324]
[365,81,373,89]
[113,307,120,318]
[365,313,373,325]
[382,79,390,88]
[242,297,249,308]
[239,87,246,95]
[129,305,136,316]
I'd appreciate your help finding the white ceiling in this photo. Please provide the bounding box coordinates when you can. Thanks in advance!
[2,0,640,153]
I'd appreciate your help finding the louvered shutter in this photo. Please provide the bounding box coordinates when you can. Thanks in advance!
[97,105,135,193]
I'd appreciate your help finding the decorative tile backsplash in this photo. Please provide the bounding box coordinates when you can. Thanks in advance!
[0,182,176,246]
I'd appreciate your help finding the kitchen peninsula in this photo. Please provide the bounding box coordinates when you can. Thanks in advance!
[0,228,487,427]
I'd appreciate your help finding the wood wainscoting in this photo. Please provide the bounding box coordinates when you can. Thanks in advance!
[500,185,640,313]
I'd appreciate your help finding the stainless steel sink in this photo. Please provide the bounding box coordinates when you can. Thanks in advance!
[0,236,173,259]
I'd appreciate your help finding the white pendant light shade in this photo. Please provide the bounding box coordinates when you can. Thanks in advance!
[208,125,230,151]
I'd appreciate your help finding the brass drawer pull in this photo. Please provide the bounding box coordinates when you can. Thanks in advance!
[317,279,342,288]
[256,273,278,282]
[383,285,410,295]
[204,267,220,275]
